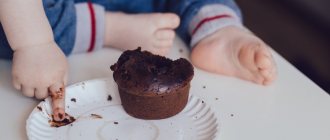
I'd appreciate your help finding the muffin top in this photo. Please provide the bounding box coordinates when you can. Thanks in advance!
[110,47,194,96]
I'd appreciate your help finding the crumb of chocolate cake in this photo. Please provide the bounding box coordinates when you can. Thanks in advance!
[202,100,204,103]
[71,98,76,102]
[107,95,112,101]
[215,97,219,100]
[36,106,42,111]
[90,114,103,119]
[179,49,183,53]
[49,113,76,127]
[203,86,206,89]
[230,114,234,117]
[114,121,118,124]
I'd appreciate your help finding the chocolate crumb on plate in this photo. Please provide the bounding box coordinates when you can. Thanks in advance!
[179,49,183,53]
[71,98,76,102]
[203,86,206,89]
[107,95,112,101]
[90,114,103,119]
[230,114,234,117]
[36,106,42,111]
[114,121,118,124]
[49,113,76,127]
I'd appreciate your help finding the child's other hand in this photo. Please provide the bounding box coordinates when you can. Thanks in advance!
[191,26,277,85]
[11,42,68,99]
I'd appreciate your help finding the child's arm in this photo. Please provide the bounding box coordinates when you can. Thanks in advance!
[0,0,54,50]
[0,0,67,121]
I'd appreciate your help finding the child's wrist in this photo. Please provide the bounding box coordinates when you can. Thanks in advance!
[12,40,57,52]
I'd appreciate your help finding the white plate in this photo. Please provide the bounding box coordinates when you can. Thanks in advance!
[26,78,219,140]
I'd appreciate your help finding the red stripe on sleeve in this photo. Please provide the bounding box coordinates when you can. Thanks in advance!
[87,2,96,52]
[191,14,231,35]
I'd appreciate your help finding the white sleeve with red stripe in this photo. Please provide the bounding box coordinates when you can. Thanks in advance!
[72,3,105,54]
[189,4,243,47]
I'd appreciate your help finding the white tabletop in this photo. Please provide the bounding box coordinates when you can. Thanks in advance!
[1,37,329,140]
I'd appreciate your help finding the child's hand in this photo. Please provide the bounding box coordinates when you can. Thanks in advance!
[11,42,68,99]
[191,26,276,85]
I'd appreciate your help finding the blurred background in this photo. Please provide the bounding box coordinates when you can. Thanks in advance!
[235,0,330,93]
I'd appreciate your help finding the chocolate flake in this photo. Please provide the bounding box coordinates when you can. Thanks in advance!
[230,114,234,117]
[90,114,103,119]
[114,121,118,124]
[107,95,112,101]
[71,98,76,102]
[215,97,219,100]
[203,86,206,89]
[202,101,204,103]
[36,106,42,111]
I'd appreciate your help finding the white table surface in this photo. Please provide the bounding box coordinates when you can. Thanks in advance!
[0,37,329,140]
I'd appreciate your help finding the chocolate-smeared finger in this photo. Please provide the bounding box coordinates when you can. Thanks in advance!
[49,83,66,122]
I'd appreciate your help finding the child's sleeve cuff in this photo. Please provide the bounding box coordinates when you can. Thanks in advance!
[72,2,105,54]
[189,4,243,47]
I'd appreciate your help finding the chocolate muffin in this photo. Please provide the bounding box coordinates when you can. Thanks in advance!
[110,47,194,119]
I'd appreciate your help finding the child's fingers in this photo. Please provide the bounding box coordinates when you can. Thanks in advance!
[49,82,65,121]
[12,79,22,90]
[21,86,35,97]
[154,29,175,40]
[154,13,180,29]
[35,87,48,100]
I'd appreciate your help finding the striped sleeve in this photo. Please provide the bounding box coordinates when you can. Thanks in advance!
[189,4,243,47]
[71,2,105,54]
